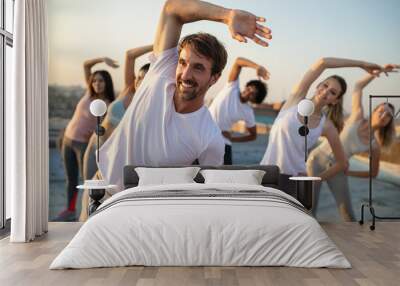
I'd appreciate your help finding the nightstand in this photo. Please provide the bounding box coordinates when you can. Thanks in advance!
[76,184,117,215]
[289,176,321,210]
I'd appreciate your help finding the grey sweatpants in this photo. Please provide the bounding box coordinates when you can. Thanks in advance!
[307,152,355,221]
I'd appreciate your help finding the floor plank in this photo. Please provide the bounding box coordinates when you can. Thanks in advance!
[0,222,399,286]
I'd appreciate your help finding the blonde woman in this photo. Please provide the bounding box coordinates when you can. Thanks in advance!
[260,57,382,181]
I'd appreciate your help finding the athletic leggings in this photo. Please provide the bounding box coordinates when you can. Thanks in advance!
[307,152,355,221]
[61,137,88,211]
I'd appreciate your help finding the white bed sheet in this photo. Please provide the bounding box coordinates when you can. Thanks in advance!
[50,183,350,269]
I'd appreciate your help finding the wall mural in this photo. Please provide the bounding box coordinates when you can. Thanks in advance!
[48,0,400,222]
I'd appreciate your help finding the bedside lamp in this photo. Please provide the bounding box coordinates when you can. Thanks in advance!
[289,99,320,211]
[297,99,315,162]
[81,99,109,216]
[89,99,107,163]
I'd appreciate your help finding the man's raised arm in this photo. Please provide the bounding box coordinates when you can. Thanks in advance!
[153,0,272,55]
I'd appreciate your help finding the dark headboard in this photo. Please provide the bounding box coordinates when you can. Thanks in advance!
[124,165,280,190]
[123,165,309,208]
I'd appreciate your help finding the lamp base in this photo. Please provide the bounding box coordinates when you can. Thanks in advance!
[88,188,105,216]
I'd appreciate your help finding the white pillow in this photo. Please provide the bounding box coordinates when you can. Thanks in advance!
[200,169,266,185]
[135,167,201,186]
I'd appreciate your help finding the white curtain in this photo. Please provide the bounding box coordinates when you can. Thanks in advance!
[7,0,49,242]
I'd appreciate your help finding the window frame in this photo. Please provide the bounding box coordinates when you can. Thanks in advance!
[1,0,14,232]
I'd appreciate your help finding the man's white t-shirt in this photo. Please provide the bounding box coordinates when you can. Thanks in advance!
[208,80,256,145]
[98,47,225,190]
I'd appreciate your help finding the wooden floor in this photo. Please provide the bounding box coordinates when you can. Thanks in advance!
[0,222,399,286]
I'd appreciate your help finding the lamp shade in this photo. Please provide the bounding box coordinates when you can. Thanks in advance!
[297,99,314,117]
[89,99,107,117]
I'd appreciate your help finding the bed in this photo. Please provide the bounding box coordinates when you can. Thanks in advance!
[50,165,350,269]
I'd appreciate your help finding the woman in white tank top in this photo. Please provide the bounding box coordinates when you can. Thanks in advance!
[261,57,383,179]
[307,64,398,221]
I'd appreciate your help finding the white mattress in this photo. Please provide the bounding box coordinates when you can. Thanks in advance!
[50,183,351,269]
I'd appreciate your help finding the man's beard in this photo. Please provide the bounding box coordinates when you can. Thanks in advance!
[181,91,197,101]
[177,79,200,101]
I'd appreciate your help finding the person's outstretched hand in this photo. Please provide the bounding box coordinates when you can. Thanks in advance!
[382,64,400,76]
[227,9,272,47]
[104,57,120,68]
[256,66,270,80]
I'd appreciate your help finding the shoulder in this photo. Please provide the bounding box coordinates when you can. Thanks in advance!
[227,79,240,89]
[276,104,297,119]
[77,91,92,107]
[280,91,306,111]
[220,80,240,97]
[139,48,178,86]
[82,90,92,101]
[149,47,178,70]
[322,119,337,136]
[109,99,124,112]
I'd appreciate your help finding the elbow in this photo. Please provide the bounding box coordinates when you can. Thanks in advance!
[126,49,138,60]
[233,57,244,68]
[83,61,91,69]
[163,0,175,15]
[163,0,191,23]
[311,57,328,71]
[163,0,180,17]
[317,57,328,67]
